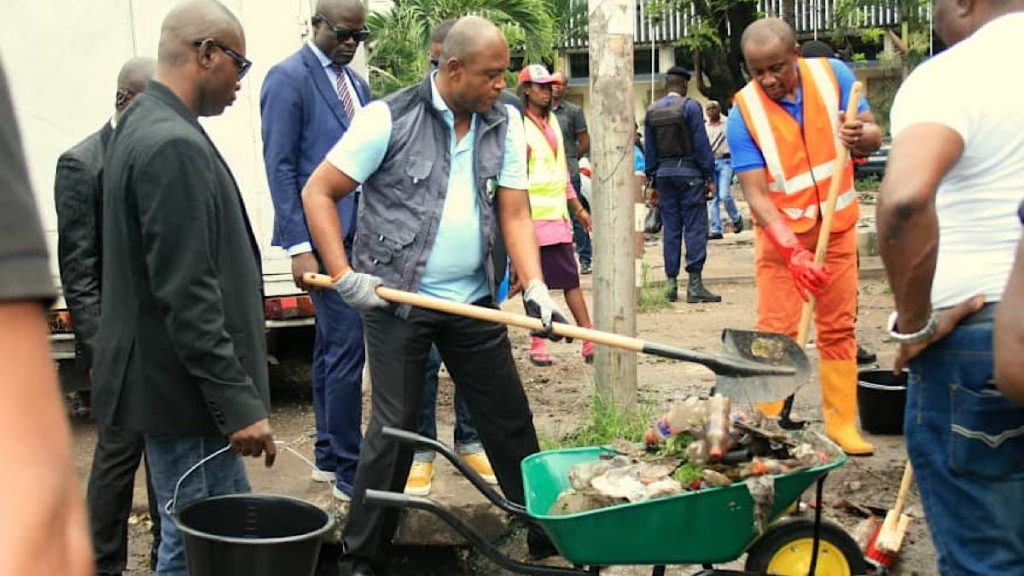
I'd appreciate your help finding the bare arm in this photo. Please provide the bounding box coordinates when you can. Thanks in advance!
[301,161,361,278]
[498,186,543,286]
[577,131,590,158]
[877,124,964,331]
[737,169,784,228]
[0,302,92,576]
[996,235,1024,404]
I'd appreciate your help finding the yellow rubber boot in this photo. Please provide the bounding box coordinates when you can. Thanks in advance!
[820,359,874,455]
[756,400,786,417]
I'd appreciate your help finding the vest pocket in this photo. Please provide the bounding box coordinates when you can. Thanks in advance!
[366,230,415,267]
[949,381,1024,479]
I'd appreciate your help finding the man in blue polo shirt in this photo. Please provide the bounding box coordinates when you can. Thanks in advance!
[301,16,567,575]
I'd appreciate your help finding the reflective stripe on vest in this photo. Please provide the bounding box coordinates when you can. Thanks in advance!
[736,58,858,234]
[525,113,570,221]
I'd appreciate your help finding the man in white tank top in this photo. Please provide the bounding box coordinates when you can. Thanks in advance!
[877,1,1024,572]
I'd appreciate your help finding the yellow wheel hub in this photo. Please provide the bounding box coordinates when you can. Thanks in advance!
[765,537,852,576]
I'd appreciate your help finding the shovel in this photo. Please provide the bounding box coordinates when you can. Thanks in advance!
[303,273,809,388]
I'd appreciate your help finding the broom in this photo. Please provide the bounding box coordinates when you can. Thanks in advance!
[866,461,914,567]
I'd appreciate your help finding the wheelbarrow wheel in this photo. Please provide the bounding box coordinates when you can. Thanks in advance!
[744,517,869,576]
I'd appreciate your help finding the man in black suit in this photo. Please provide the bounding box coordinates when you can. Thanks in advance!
[93,2,275,574]
[55,56,162,576]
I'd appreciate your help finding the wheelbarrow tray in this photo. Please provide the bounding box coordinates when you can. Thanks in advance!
[522,434,847,567]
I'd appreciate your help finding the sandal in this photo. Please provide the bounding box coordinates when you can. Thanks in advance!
[530,337,553,367]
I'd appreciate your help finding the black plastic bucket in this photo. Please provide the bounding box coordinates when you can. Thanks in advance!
[857,369,908,435]
[176,493,333,576]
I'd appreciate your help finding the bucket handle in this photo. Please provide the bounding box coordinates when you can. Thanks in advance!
[165,441,318,516]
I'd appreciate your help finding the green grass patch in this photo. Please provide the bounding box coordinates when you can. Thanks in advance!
[542,395,656,450]
[856,175,880,191]
[637,262,673,313]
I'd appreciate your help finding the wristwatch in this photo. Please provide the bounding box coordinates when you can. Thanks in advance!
[886,311,938,345]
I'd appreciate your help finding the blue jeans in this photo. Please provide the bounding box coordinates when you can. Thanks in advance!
[415,344,483,461]
[906,317,1024,575]
[708,157,740,235]
[657,173,708,277]
[569,173,592,266]
[145,434,250,576]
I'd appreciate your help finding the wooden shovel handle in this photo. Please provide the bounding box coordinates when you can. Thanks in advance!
[302,272,646,353]
[796,82,863,346]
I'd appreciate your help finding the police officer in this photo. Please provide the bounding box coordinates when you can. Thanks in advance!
[643,66,719,303]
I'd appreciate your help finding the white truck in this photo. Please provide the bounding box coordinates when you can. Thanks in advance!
[0,0,374,387]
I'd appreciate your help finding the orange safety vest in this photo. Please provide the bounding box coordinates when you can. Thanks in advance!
[735,58,859,234]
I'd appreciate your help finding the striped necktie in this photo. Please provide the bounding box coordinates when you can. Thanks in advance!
[330,64,356,120]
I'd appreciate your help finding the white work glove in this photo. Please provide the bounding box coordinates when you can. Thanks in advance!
[333,271,388,311]
[523,280,570,342]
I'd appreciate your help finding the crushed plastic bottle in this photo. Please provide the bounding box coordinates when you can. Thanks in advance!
[643,397,705,447]
[704,394,732,462]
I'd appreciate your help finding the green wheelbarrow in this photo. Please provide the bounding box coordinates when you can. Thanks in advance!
[364,427,887,576]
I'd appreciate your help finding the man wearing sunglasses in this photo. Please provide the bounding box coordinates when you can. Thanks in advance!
[260,0,371,503]
[55,56,165,576]
[94,3,275,575]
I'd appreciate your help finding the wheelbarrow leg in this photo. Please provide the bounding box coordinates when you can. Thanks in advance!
[364,489,588,576]
[651,566,666,576]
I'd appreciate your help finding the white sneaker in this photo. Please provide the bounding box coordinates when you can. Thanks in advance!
[311,468,335,483]
[332,485,351,502]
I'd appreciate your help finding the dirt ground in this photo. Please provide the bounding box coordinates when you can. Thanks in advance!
[68,197,937,575]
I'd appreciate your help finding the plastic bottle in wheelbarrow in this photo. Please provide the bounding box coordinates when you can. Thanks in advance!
[704,394,731,461]
[643,397,704,446]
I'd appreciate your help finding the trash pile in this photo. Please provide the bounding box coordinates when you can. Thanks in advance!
[549,395,837,518]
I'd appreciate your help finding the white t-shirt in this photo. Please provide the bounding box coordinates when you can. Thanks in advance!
[889,13,1024,308]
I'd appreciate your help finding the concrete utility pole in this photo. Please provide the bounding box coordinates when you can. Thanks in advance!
[588,0,638,411]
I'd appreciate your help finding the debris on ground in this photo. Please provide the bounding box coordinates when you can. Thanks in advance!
[549,395,838,519]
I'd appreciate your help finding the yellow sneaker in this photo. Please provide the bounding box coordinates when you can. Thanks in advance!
[404,461,434,496]
[461,452,498,485]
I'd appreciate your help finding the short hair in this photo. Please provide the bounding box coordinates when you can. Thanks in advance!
[740,18,797,51]
[431,19,457,45]
[800,40,836,58]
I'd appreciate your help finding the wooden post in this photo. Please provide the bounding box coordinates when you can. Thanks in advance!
[589,0,637,411]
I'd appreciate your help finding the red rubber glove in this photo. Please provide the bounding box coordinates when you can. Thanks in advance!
[763,220,831,301]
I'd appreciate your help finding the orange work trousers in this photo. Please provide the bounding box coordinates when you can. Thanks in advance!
[754,223,857,363]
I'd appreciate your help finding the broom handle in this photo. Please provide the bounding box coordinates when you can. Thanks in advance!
[892,461,914,516]
[796,82,863,346]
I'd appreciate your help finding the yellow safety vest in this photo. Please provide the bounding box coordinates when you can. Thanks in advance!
[524,113,570,222]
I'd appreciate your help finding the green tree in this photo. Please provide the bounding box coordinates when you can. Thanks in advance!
[644,0,760,106]
[366,0,557,97]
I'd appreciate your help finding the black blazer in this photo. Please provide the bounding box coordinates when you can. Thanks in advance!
[54,122,111,369]
[93,81,269,436]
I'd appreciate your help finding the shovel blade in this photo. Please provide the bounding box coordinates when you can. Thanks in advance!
[714,329,810,405]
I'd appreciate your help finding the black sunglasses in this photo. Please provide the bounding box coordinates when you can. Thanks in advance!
[193,39,252,80]
[315,13,370,43]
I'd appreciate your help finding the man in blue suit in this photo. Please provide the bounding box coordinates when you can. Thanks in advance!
[260,0,370,501]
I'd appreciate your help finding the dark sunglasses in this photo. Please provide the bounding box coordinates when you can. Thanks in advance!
[193,39,252,80]
[315,13,370,43]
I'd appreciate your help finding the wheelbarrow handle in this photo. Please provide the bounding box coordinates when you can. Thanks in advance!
[303,273,795,378]
[379,427,526,517]
[364,489,588,576]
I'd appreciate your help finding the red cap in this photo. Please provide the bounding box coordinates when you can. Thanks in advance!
[517,64,555,86]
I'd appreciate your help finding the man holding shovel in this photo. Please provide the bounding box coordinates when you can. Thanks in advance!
[302,16,566,575]
[727,18,882,455]
[878,0,1024,571]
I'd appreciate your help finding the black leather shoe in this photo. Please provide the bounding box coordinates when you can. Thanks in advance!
[708,232,724,240]
[733,216,744,234]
